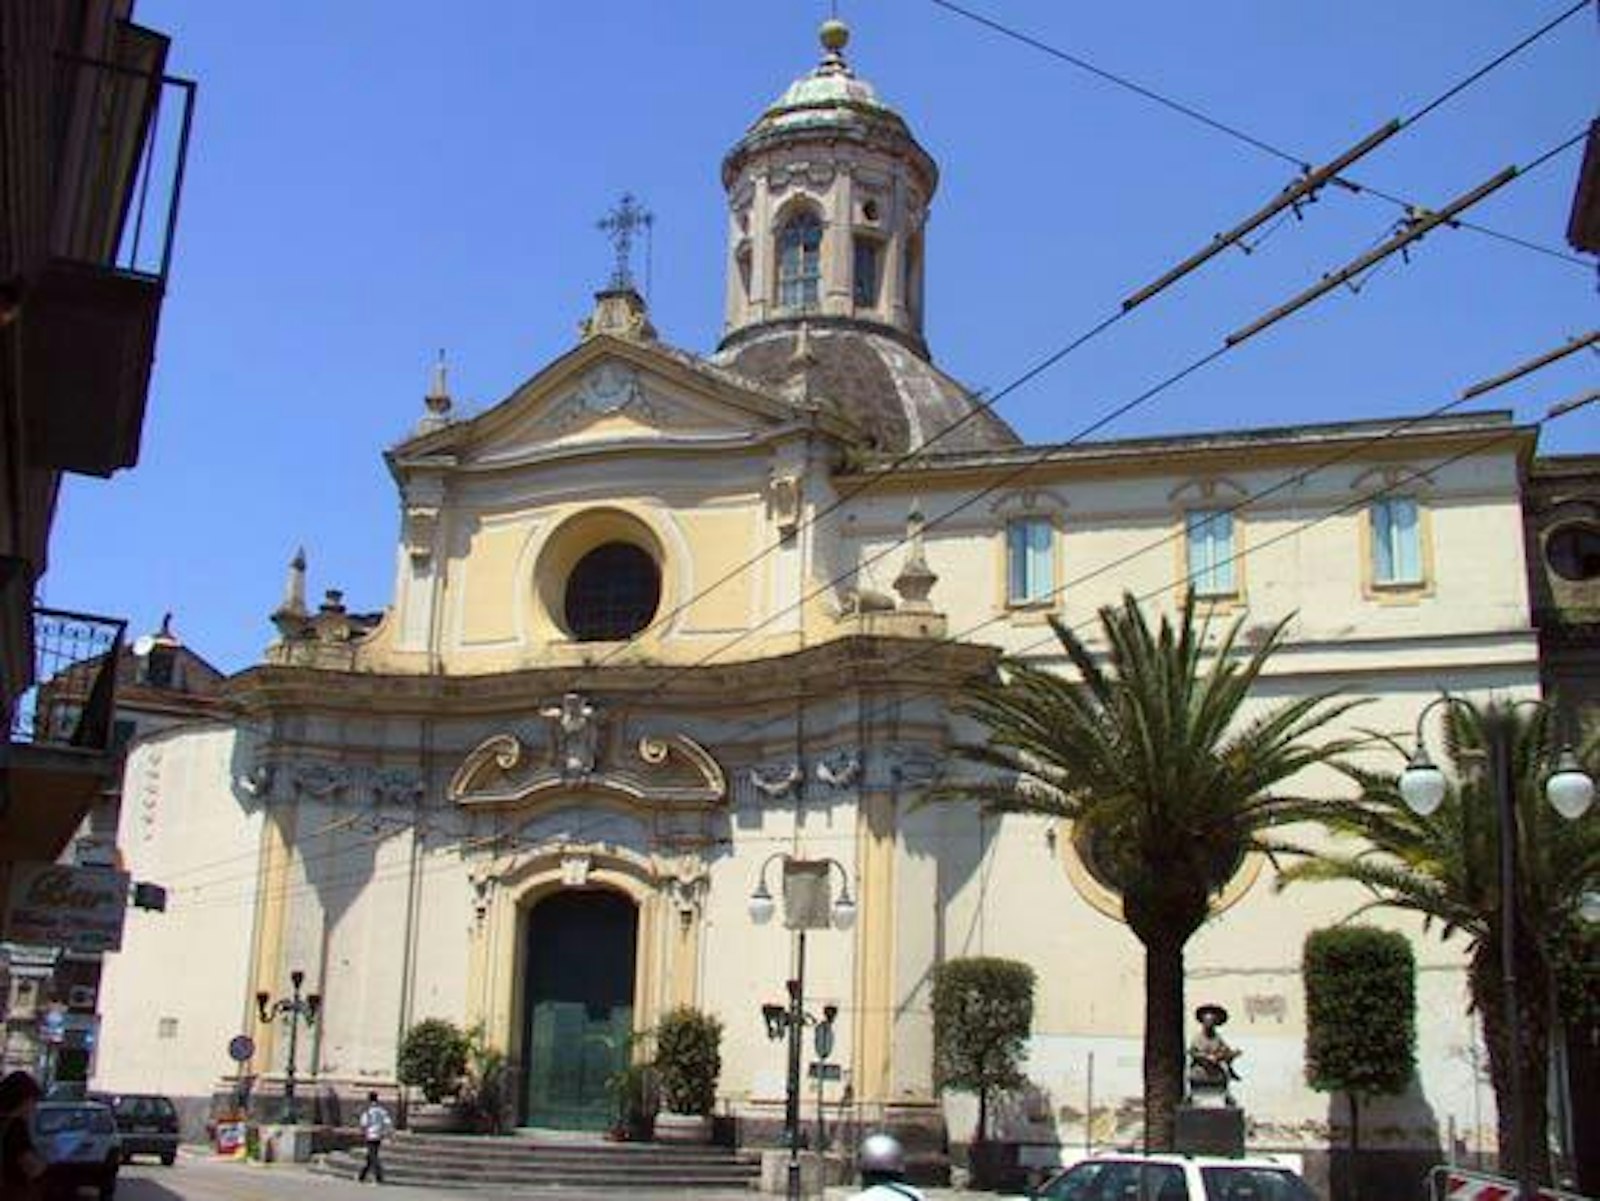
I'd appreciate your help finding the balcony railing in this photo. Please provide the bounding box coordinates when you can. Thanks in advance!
[9,608,127,753]
[53,33,197,284]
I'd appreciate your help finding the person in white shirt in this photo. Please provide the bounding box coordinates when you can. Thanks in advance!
[848,1132,926,1201]
[357,1091,394,1184]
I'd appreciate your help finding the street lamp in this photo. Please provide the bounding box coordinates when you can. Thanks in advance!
[256,969,321,1125]
[748,854,854,1201]
[1397,696,1592,1201]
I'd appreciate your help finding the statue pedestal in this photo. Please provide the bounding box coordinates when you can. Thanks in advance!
[1175,1104,1244,1158]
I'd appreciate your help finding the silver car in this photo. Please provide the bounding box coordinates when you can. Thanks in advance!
[32,1100,121,1200]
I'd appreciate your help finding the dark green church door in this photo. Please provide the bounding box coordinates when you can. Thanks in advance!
[522,889,637,1130]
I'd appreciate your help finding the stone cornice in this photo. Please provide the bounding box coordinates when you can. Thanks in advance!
[223,634,997,719]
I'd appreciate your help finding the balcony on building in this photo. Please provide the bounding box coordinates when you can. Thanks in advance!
[0,609,128,877]
[22,21,197,479]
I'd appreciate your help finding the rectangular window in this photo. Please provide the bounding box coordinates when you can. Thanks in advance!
[1006,518,1054,605]
[1370,497,1422,585]
[1185,509,1236,596]
[852,237,880,307]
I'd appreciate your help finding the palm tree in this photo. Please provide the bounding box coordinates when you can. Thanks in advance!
[1277,703,1600,1186]
[941,590,1365,1150]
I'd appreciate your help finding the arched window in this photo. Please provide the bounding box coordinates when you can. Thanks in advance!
[776,211,822,311]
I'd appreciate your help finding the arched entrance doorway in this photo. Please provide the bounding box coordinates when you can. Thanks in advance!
[521,888,638,1130]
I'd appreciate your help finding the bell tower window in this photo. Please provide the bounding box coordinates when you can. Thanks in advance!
[777,211,822,311]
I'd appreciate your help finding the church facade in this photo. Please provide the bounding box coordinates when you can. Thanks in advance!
[96,22,1541,1165]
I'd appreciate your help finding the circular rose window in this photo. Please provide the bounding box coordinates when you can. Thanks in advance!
[563,541,661,641]
[1545,523,1600,583]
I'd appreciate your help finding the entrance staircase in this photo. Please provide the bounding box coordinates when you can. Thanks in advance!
[312,1129,763,1192]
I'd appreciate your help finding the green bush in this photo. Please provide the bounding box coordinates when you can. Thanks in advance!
[1304,926,1416,1099]
[932,956,1036,1145]
[398,1017,470,1104]
[653,1006,723,1116]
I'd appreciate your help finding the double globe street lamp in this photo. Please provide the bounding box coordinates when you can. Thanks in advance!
[1396,696,1593,1201]
[256,969,321,1125]
[749,854,856,1201]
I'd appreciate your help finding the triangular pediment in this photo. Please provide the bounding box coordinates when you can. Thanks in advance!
[391,335,849,470]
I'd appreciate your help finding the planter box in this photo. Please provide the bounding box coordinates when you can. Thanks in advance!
[654,1111,713,1144]
[408,1102,472,1134]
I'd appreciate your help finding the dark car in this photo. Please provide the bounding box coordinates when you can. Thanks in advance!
[31,1100,120,1200]
[87,1092,179,1165]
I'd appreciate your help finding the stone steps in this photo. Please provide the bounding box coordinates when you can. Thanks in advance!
[312,1130,762,1191]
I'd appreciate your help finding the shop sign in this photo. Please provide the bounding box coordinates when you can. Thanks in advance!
[5,863,129,952]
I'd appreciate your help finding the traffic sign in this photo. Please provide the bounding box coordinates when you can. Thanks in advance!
[227,1034,255,1063]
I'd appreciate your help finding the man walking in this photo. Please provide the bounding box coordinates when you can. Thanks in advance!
[357,1090,394,1184]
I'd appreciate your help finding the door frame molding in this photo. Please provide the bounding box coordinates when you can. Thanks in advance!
[468,848,668,1088]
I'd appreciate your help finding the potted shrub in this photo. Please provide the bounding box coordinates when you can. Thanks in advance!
[606,1059,658,1141]
[462,1025,513,1135]
[398,1017,470,1132]
[651,1005,722,1143]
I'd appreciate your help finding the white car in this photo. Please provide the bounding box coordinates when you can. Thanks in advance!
[1030,1152,1316,1201]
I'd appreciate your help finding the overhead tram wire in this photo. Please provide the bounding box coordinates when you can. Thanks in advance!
[927,0,1593,273]
[707,391,1597,758]
[171,386,1597,915]
[561,16,1593,693]
[162,334,1597,903]
[635,143,1572,694]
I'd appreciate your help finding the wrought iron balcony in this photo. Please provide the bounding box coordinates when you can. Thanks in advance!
[9,608,127,754]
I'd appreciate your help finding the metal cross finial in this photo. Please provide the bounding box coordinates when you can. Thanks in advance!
[597,193,653,291]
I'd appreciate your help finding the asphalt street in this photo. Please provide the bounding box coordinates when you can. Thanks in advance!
[112,1157,762,1201]
[109,1155,1006,1201]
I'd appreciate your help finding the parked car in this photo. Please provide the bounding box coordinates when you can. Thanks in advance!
[87,1092,179,1165]
[1031,1153,1316,1201]
[31,1100,120,1200]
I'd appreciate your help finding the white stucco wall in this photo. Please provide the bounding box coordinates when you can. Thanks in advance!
[94,724,261,1100]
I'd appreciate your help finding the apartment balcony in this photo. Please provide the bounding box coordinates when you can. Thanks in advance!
[0,608,127,867]
[21,27,196,478]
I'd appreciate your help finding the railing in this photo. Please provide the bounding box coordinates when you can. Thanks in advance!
[9,608,127,752]
[52,40,197,284]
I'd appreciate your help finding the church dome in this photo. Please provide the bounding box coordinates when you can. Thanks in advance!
[722,21,934,191]
[713,324,1020,456]
[715,21,1019,457]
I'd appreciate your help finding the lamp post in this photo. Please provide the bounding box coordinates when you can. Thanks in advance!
[1397,697,1593,1201]
[750,854,855,1201]
[256,969,321,1125]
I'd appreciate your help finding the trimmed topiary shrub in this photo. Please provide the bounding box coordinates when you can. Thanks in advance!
[932,956,1036,1148]
[653,1006,723,1116]
[1304,926,1416,1199]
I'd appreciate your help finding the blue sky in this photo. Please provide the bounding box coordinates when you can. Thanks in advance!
[46,0,1597,674]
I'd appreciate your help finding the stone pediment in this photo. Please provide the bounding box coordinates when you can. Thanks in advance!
[449,697,727,809]
[396,338,819,471]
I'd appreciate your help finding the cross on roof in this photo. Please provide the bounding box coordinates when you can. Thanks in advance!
[597,193,653,291]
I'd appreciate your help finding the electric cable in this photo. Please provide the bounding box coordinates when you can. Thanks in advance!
[927,0,1593,270]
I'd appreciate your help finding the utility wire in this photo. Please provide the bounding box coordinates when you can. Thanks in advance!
[562,27,1593,691]
[168,413,1570,918]
[927,0,1593,271]
[165,351,1594,907]
[620,144,1567,701]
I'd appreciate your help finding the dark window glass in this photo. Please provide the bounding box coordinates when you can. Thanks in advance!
[564,542,660,642]
[777,212,822,310]
[1546,523,1600,582]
